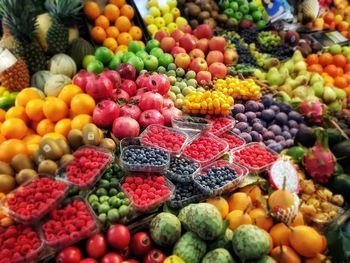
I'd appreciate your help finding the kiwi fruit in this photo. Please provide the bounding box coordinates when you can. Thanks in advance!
[190,19,199,28]
[99,138,116,152]
[11,154,35,173]
[211,10,218,19]
[187,3,201,17]
[55,139,70,155]
[98,129,104,140]
[204,18,217,29]
[82,124,101,146]
[202,3,211,11]
[60,154,75,167]
[0,174,16,193]
[32,150,45,166]
[39,138,63,161]
[198,11,210,21]
[68,129,84,150]
[15,169,38,185]
[0,162,14,176]
[216,14,228,23]
[38,160,58,176]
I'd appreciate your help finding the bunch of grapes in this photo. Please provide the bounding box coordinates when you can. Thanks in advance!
[269,44,294,60]
[239,28,259,44]
[231,38,257,67]
[257,31,281,51]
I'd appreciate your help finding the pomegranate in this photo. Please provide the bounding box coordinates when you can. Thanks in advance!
[163,98,174,108]
[120,104,142,121]
[85,75,114,101]
[139,91,164,111]
[136,87,149,96]
[112,116,140,139]
[72,70,96,91]
[136,73,151,88]
[161,107,182,126]
[117,63,136,81]
[112,88,130,103]
[120,80,137,96]
[304,128,336,184]
[93,100,120,128]
[129,95,141,104]
[150,74,170,95]
[139,110,165,128]
[300,100,324,124]
[100,70,121,89]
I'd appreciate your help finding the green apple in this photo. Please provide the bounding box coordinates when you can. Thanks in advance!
[224,8,234,18]
[229,18,239,26]
[244,14,253,21]
[252,11,262,22]
[128,41,143,53]
[158,53,174,67]
[249,2,259,12]
[342,46,350,56]
[185,70,196,79]
[87,60,104,74]
[329,44,342,55]
[122,52,136,63]
[127,56,144,73]
[176,68,185,77]
[221,0,230,9]
[95,47,113,64]
[136,50,149,59]
[83,55,96,69]
[108,56,122,70]
[150,47,164,58]
[239,4,250,14]
[235,11,243,21]
[229,2,239,11]
[237,0,248,5]
[167,70,176,77]
[182,86,194,96]
[168,91,176,101]
[146,39,160,53]
[143,55,159,71]
[170,86,181,94]
[257,20,266,29]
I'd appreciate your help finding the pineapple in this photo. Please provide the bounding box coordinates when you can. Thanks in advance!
[0,0,47,74]
[0,49,30,91]
[45,0,82,55]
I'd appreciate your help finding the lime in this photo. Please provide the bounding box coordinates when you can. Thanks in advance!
[99,179,110,187]
[82,55,96,69]
[146,39,160,53]
[109,196,120,208]
[90,201,100,211]
[118,205,129,217]
[87,60,104,74]
[128,41,143,53]
[95,47,113,64]
[0,97,15,110]
[257,20,266,29]
[107,208,120,223]
[122,199,131,206]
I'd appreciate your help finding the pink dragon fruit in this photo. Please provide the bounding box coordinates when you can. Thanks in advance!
[304,128,336,184]
[300,99,324,124]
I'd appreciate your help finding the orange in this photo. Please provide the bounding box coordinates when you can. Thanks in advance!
[308,64,323,74]
[0,134,5,144]
[0,139,28,163]
[117,32,132,46]
[334,14,343,25]
[291,211,304,226]
[58,84,83,106]
[129,26,143,40]
[318,53,333,67]
[338,21,349,31]
[270,245,301,263]
[269,223,291,247]
[95,15,110,29]
[26,143,39,156]
[23,134,41,145]
[5,106,28,123]
[323,12,335,24]
[25,99,45,121]
[120,4,134,20]
[26,128,35,135]
[90,26,107,44]
[1,118,27,139]
[115,16,131,32]
[334,76,348,88]
[337,66,344,76]
[248,208,274,231]
[84,1,101,20]
[239,184,262,204]
[103,37,118,51]
[104,4,120,22]
[345,63,350,72]
[227,192,252,212]
[289,225,323,258]
[226,210,252,230]
[36,119,55,136]
[109,0,125,8]
[43,98,68,122]
[0,109,5,122]
[70,94,96,115]
[207,197,229,219]
[343,73,350,83]
[71,114,92,130]
[324,64,338,77]
[43,133,65,140]
[306,54,319,65]
[54,119,72,138]
[116,44,128,53]
[333,54,347,67]
[304,254,331,263]
[106,26,120,38]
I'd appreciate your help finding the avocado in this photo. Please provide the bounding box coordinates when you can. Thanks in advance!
[294,126,316,148]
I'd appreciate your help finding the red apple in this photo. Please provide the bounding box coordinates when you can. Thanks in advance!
[179,34,197,52]
[171,29,185,42]
[196,71,212,85]
[209,36,227,52]
[171,46,186,57]
[197,38,209,54]
[209,62,227,79]
[175,53,191,69]
[193,24,213,39]
[206,50,224,65]
[160,37,176,53]
[189,57,208,73]
[154,31,170,42]
[189,48,205,60]
[224,49,238,65]
[178,24,192,34]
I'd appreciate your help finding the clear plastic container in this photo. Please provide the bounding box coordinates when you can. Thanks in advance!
[120,145,170,173]
[182,133,229,167]
[230,142,278,173]
[165,156,200,183]
[172,115,213,134]
[168,181,207,209]
[219,130,246,151]
[208,117,235,136]
[41,197,100,250]
[140,125,189,155]
[1,176,69,225]
[56,145,114,190]
[121,175,175,213]
[193,160,249,196]
[0,224,46,263]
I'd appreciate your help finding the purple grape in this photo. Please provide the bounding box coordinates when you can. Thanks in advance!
[261,120,267,127]
[235,113,247,122]
[264,139,276,145]
[255,112,262,118]
[282,125,289,132]
[261,109,275,121]
[285,139,294,147]
[232,104,245,115]
[245,111,256,122]
[245,100,259,112]
[275,112,288,125]
[279,103,292,113]
[251,118,262,124]
[268,143,283,153]
[251,131,261,142]
[257,102,265,111]
[268,124,282,135]
[240,132,252,143]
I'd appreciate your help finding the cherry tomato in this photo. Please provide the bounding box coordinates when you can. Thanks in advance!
[107,224,131,250]
[56,246,82,263]
[131,232,152,257]
[86,233,107,258]
[143,249,166,263]
[101,253,124,263]
[79,259,98,263]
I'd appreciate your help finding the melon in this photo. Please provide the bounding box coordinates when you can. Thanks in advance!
[49,54,77,78]
[31,70,53,91]
[44,74,71,97]
[68,38,95,68]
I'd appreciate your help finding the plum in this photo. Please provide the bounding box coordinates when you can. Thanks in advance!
[251,131,262,142]
[232,104,245,115]
[245,101,259,112]
[275,135,285,142]
[232,128,241,135]
[251,118,262,124]
[282,131,292,139]
[279,103,292,113]
[252,122,264,132]
[275,112,288,125]
[240,132,252,143]
[257,102,264,111]
[288,120,299,128]
[245,111,256,122]
[263,131,275,140]
[288,111,303,123]
[282,125,289,132]
[268,143,283,153]
[255,112,262,118]
[268,124,282,135]
[262,95,273,107]
[236,122,249,132]
[261,109,275,122]
[285,139,294,147]
[290,128,298,136]
[235,113,247,122]
[260,120,267,128]
[247,126,252,132]
[264,139,276,145]
[270,105,280,113]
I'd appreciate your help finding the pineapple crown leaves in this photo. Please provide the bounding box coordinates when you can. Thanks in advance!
[45,0,82,26]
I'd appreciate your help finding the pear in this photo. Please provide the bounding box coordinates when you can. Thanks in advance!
[327,101,342,112]
[323,86,337,103]
[306,87,315,97]
[254,69,266,80]
[311,81,325,97]
[291,97,303,104]
[282,60,294,73]
[294,61,307,73]
[278,84,293,94]
[292,50,304,63]
[266,67,285,86]
[310,73,324,85]
[333,87,347,100]
[284,78,301,89]
[263,58,280,70]
[292,85,308,100]
[277,91,292,103]
[294,75,309,86]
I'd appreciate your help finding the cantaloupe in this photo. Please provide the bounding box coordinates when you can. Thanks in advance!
[49,54,77,78]
[44,74,71,97]
[31,70,53,91]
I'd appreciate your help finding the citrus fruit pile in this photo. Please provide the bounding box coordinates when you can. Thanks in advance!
[84,0,144,53]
